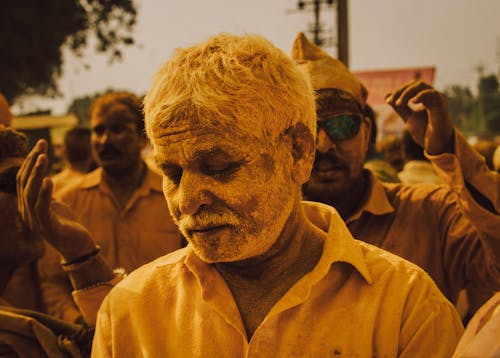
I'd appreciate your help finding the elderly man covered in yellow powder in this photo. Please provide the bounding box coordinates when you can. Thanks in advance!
[294,33,500,317]
[86,33,464,357]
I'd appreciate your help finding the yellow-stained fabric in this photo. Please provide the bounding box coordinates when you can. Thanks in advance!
[346,130,500,305]
[92,201,463,357]
[0,299,84,358]
[453,291,500,357]
[291,32,367,106]
[72,275,122,326]
[2,263,43,312]
[38,166,182,323]
[397,160,444,185]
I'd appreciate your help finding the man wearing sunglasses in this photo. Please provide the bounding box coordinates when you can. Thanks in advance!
[295,33,500,315]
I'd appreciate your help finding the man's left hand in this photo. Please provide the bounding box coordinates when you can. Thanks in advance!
[386,80,454,155]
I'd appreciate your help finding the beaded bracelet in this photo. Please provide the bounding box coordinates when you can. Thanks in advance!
[61,245,101,266]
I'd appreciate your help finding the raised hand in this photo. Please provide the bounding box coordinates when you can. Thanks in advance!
[385,80,454,155]
[16,139,96,261]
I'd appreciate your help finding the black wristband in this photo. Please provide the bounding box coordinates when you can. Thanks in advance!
[61,246,101,266]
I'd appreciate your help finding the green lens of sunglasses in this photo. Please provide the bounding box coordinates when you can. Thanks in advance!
[320,114,362,141]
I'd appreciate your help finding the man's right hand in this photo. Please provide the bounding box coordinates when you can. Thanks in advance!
[17,139,97,262]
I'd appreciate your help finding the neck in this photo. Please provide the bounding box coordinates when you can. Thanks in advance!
[330,171,369,220]
[103,160,145,187]
[68,161,90,173]
[216,200,324,286]
[103,161,146,208]
[215,198,325,339]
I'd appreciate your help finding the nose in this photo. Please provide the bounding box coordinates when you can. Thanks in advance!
[316,128,338,154]
[96,130,111,146]
[176,170,212,216]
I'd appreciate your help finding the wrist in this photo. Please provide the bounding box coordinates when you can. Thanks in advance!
[61,245,101,266]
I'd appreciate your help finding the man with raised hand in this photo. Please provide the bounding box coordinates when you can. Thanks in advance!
[92,33,463,357]
[38,92,182,324]
[295,32,500,314]
[0,126,115,356]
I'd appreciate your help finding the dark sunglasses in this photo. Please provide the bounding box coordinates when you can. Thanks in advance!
[0,166,19,195]
[317,113,362,141]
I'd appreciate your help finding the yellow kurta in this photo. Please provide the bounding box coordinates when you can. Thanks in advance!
[92,202,463,357]
[38,166,182,323]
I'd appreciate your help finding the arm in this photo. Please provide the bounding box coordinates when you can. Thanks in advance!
[386,80,499,215]
[387,82,500,278]
[398,271,464,357]
[17,139,117,325]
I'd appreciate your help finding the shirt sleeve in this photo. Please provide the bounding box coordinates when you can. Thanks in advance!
[91,296,114,358]
[37,244,83,323]
[398,271,464,357]
[427,129,500,293]
[72,276,120,326]
[429,129,500,226]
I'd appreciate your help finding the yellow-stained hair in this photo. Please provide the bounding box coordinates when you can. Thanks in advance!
[144,33,316,145]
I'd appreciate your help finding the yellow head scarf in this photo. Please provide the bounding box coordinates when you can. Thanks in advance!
[291,32,367,107]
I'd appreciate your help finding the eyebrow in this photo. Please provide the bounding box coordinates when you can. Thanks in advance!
[154,146,242,167]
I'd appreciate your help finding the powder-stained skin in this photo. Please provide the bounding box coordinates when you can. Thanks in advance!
[154,119,295,263]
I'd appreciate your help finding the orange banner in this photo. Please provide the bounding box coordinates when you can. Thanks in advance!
[353,67,436,105]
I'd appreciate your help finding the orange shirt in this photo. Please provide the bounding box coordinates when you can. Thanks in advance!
[38,166,182,322]
[346,131,500,305]
[92,202,463,357]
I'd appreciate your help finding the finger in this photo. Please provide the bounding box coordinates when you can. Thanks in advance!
[26,153,48,207]
[385,81,420,120]
[17,140,48,200]
[411,89,446,109]
[395,81,432,107]
[385,80,418,105]
[411,89,450,130]
[35,177,54,232]
[387,81,433,122]
[25,154,49,231]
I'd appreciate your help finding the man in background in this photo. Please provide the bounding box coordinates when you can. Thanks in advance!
[51,126,94,194]
[295,32,500,313]
[38,92,182,323]
[0,126,114,356]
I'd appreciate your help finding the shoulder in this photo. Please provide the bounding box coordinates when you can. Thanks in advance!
[358,240,447,300]
[105,247,189,300]
[55,168,101,202]
[381,181,458,208]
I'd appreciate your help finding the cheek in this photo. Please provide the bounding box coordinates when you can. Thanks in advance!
[162,180,178,218]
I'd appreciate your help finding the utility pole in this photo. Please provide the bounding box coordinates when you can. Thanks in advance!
[336,0,349,67]
[292,0,349,67]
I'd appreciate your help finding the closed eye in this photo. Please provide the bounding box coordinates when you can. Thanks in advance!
[202,162,243,180]
[161,165,183,184]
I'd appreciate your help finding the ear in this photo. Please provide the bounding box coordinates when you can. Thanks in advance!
[286,122,315,185]
[361,116,372,155]
[139,132,149,150]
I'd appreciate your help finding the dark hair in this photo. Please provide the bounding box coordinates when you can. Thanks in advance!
[64,126,91,163]
[89,92,145,134]
[402,130,425,161]
[0,125,29,161]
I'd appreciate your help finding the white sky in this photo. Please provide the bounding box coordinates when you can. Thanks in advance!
[13,0,500,115]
